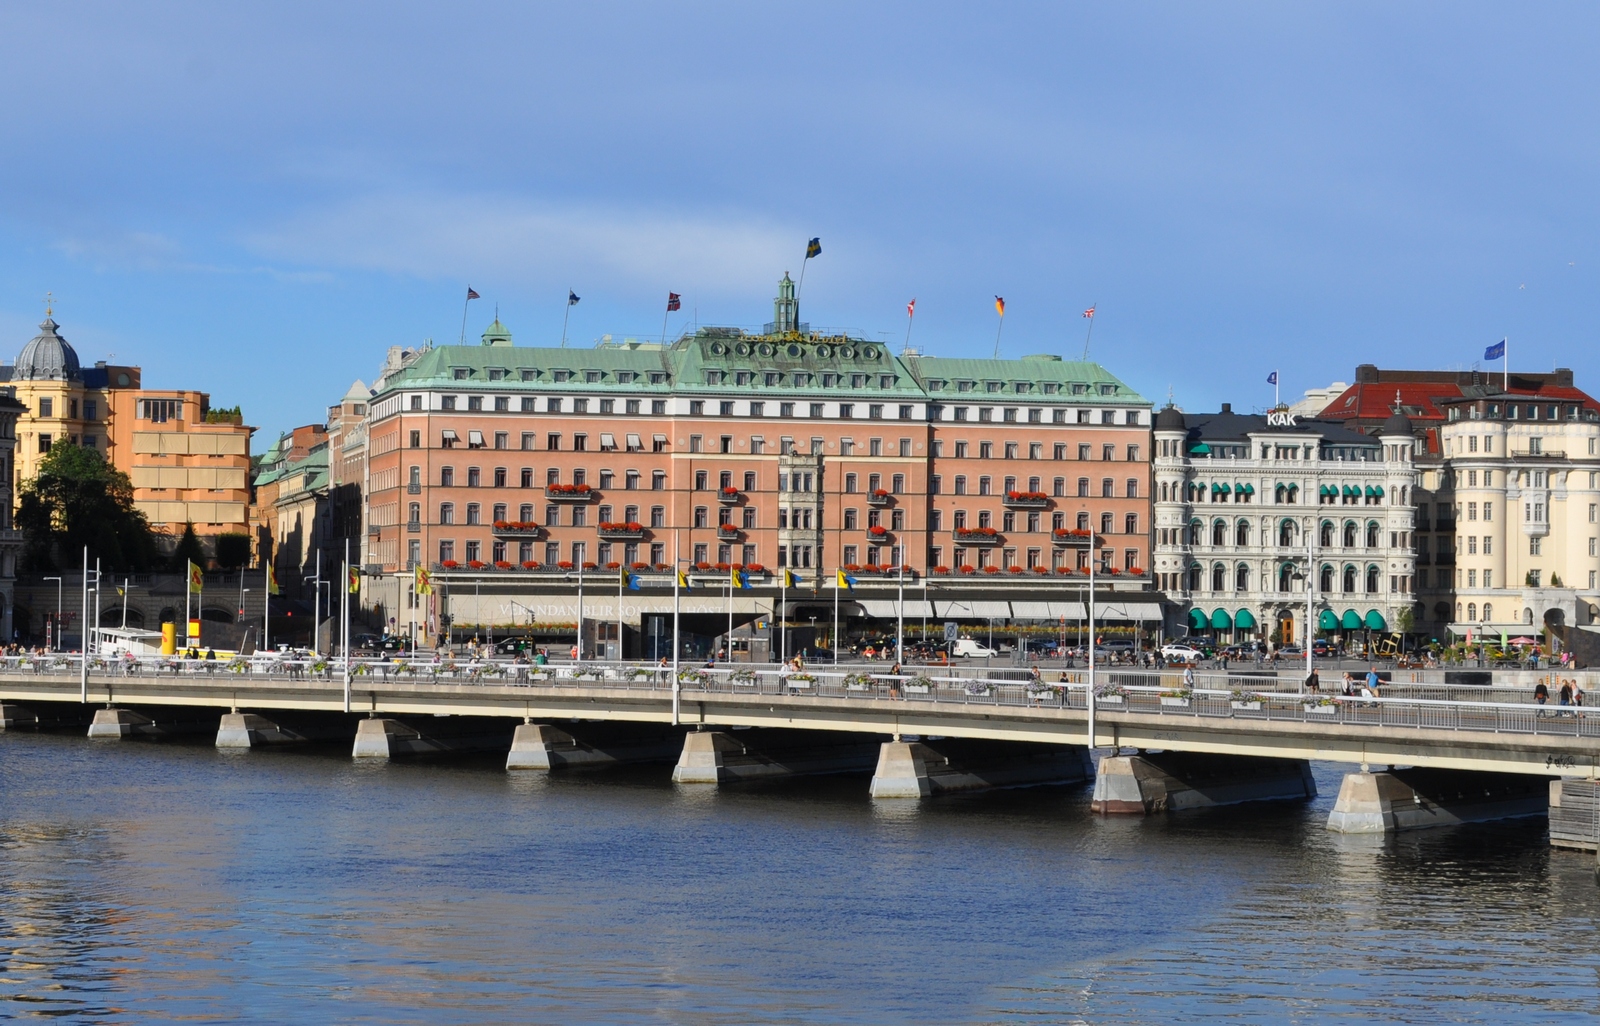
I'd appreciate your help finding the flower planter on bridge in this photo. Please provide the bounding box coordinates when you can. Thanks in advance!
[1160,696,1191,707]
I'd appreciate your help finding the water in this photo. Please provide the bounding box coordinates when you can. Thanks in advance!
[1,731,1597,1024]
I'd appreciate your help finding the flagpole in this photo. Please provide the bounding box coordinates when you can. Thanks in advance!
[1087,531,1097,754]
[263,562,270,653]
[576,562,584,662]
[458,288,474,345]
[992,308,1005,359]
[342,538,351,714]
[1275,371,1280,408]
[727,574,733,663]
[903,301,915,355]
[832,568,840,667]
[184,559,191,654]
[1080,302,1097,360]
[896,556,905,669]
[561,290,573,348]
[80,547,88,702]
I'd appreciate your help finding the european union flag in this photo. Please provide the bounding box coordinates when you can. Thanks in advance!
[1485,339,1506,361]
[805,237,821,259]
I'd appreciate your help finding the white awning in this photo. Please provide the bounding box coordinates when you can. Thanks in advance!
[599,433,616,450]
[1094,601,1163,622]
[857,599,935,618]
[1050,602,1089,619]
[1010,601,1054,618]
[467,430,485,446]
[626,433,642,451]
[938,600,1012,618]
[653,434,668,445]
[440,429,458,441]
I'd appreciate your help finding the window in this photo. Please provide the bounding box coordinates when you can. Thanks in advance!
[1077,477,1089,497]
[494,467,507,487]
[1101,478,1114,498]
[410,430,421,448]
[137,398,182,422]
[440,467,454,487]
[652,470,666,490]
[439,502,455,525]
[467,467,481,487]
[1126,479,1138,498]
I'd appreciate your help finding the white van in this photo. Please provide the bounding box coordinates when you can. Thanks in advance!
[950,638,997,658]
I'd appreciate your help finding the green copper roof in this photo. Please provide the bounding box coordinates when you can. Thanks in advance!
[373,326,1148,406]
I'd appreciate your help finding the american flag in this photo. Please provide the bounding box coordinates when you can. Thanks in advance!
[466,286,480,300]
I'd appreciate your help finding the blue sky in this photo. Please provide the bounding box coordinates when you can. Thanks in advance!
[2,3,1597,440]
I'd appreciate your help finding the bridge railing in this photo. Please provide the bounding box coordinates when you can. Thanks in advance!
[6,656,1598,740]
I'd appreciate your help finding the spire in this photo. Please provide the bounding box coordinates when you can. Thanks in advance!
[772,272,798,335]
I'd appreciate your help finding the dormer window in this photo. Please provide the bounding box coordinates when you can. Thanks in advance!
[552,370,572,383]
[616,371,635,384]
[452,368,470,380]
[487,368,505,381]
[822,373,838,387]
[1072,383,1087,394]
[879,375,895,388]
[1014,382,1032,393]
[585,370,602,383]
[927,379,946,391]
[985,381,1003,393]
[520,369,537,381]
[1043,383,1060,394]
[736,372,752,386]
[1099,384,1116,395]
[649,372,668,384]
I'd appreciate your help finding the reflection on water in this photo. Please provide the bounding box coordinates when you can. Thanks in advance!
[0,736,1596,1024]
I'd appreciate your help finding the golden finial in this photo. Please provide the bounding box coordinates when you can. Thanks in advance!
[43,291,53,318]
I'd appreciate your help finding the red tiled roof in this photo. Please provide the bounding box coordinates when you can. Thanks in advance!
[1320,380,1600,422]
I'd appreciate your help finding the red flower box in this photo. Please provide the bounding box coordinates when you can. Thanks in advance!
[441,560,459,568]
[934,565,951,574]
[521,560,539,570]
[494,560,512,569]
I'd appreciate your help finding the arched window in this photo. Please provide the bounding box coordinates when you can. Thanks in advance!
[1467,602,1477,621]
[1189,519,1203,545]
[1286,484,1298,504]
[1236,521,1250,546]
[1319,521,1334,547]
[1483,603,1493,621]
[1235,564,1250,591]
[1456,602,1463,620]
[1189,563,1203,591]
[1212,520,1227,546]
[1212,564,1227,591]
[1343,521,1357,547]
[1526,608,1535,624]
[1343,565,1357,592]
[1279,520,1297,547]
[1366,522,1380,548]
[1274,484,1285,503]
[1319,565,1333,592]
[1279,564,1295,591]
[1365,566,1380,593]
[1160,482,1168,501]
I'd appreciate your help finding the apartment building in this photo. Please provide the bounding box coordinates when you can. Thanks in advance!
[1151,403,1419,645]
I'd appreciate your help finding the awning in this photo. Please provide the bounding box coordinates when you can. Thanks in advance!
[936,600,1012,619]
[1188,608,1209,630]
[599,432,616,450]
[857,599,936,618]
[1364,609,1387,631]
[1233,608,1258,629]
[1010,601,1054,618]
[1243,483,1255,494]
[1218,483,1231,494]
[1318,609,1339,631]
[1318,485,1330,496]
[1374,485,1385,496]
[1189,442,1211,454]
[1211,608,1233,630]
[1341,609,1362,631]
[467,430,485,446]
[1095,601,1163,622]
[652,434,667,445]
[626,433,642,451]
[1364,485,1376,497]
[441,429,459,442]
[1050,602,1089,619]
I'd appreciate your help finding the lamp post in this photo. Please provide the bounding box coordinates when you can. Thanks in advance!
[43,576,62,651]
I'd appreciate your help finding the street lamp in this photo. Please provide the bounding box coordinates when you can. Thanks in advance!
[42,576,62,651]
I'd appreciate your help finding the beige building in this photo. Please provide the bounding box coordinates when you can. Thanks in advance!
[1434,391,1600,639]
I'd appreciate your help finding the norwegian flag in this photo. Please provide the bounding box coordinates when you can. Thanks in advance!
[1082,305,1095,319]
[667,292,681,312]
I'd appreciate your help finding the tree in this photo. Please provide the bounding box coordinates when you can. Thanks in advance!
[171,522,206,571]
[214,532,251,569]
[17,441,159,571]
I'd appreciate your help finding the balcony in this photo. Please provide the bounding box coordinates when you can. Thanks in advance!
[407,521,421,533]
[1002,491,1050,510]
[546,485,597,503]
[864,527,893,544]
[866,491,893,507]
[1434,551,1456,565]
[717,488,743,506]
[716,524,743,539]
[407,482,422,495]
[597,522,646,540]
[1434,518,1455,532]
[1051,529,1095,547]
[1512,448,1565,459]
[952,527,1003,546]
[492,521,542,538]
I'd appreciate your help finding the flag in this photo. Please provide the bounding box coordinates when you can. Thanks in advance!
[623,566,642,590]
[805,237,821,259]
[667,292,681,312]
[907,298,916,318]
[732,568,750,590]
[994,296,1005,317]
[567,290,580,306]
[677,569,693,590]
[268,566,280,596]
[466,286,480,300]
[836,569,857,590]
[1485,339,1506,361]
[415,565,432,596]
[1266,371,1278,385]
[187,561,203,594]
[348,567,360,594]
[1082,305,1095,318]
[782,568,801,588]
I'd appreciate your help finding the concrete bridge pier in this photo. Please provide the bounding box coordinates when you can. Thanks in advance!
[351,715,518,759]
[1326,768,1548,833]
[0,704,38,730]
[1090,752,1317,814]
[216,713,308,749]
[86,706,218,739]
[508,722,686,771]
[1550,779,1600,850]
[673,728,884,784]
[869,738,1093,798]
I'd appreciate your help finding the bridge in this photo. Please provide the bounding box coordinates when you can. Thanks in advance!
[0,657,1594,838]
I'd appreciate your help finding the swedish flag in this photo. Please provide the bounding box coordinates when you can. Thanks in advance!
[732,568,751,590]
[805,237,821,259]
[782,568,801,588]
[677,569,693,590]
[836,569,857,590]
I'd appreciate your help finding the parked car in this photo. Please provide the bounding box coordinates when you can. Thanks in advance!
[1277,644,1305,657]
[1161,644,1205,662]
[951,638,998,658]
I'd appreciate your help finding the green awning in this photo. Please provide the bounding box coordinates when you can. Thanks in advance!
[1341,609,1362,631]
[1188,608,1208,630]
[1318,485,1330,496]
[1189,442,1211,454]
[1343,485,1356,496]
[1233,608,1258,629]
[1211,608,1233,630]
[1218,483,1231,494]
[1365,610,1387,631]
[1242,483,1255,494]
[1374,485,1385,496]
[1318,609,1339,631]
[1364,486,1376,497]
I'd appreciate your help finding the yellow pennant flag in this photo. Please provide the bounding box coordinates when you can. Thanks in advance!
[415,565,433,596]
[348,567,360,594]
[187,560,204,594]
[267,565,281,596]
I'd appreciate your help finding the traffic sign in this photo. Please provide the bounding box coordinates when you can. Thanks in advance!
[944,621,959,642]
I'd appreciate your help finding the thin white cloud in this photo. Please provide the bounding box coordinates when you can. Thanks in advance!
[246,192,821,294]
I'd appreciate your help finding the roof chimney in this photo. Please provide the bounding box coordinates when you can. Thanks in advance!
[1220,402,1232,414]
